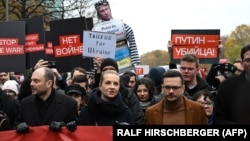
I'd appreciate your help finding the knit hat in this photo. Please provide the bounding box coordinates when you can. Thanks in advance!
[65,84,86,97]
[147,67,166,94]
[95,0,109,10]
[2,80,19,95]
[100,58,119,72]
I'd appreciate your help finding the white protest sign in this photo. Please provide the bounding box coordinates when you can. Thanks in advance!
[83,31,116,58]
[92,19,126,41]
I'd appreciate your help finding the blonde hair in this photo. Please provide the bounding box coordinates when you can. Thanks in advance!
[99,70,119,86]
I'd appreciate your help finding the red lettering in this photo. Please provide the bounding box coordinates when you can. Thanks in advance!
[0,46,24,55]
[25,34,39,41]
[25,41,37,46]
[0,38,18,46]
[25,44,45,52]
[45,48,53,55]
[136,68,144,75]
[54,45,83,57]
[47,42,53,48]
[172,34,219,46]
[59,35,80,45]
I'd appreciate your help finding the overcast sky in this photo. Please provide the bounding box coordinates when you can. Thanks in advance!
[106,0,250,55]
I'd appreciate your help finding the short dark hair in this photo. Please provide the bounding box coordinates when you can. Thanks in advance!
[181,53,199,68]
[123,71,137,79]
[192,89,215,102]
[70,67,87,78]
[95,0,109,10]
[163,70,184,85]
[72,75,89,87]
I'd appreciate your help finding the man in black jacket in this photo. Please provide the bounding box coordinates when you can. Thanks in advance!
[15,67,78,133]
[214,44,250,124]
[180,53,212,99]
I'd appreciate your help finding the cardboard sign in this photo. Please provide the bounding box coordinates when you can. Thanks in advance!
[50,17,93,72]
[92,19,126,41]
[83,30,116,58]
[24,17,46,69]
[0,21,26,72]
[115,41,133,72]
[92,19,134,73]
[170,29,220,64]
[135,65,150,75]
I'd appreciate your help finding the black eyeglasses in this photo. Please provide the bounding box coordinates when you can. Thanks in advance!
[162,85,182,91]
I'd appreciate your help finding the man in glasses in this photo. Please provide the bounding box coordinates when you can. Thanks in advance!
[144,69,208,125]
[214,44,250,124]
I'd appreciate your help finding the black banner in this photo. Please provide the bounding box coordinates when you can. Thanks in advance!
[0,21,26,72]
[49,17,93,73]
[23,17,46,69]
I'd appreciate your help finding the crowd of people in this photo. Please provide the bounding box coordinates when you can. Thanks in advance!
[0,45,248,131]
[1,0,250,136]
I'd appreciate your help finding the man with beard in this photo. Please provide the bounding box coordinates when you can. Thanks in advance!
[15,67,78,133]
[144,69,208,125]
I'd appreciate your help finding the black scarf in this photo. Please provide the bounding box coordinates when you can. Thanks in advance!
[88,89,127,117]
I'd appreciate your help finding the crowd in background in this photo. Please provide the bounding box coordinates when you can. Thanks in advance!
[1,0,250,135]
[0,45,248,131]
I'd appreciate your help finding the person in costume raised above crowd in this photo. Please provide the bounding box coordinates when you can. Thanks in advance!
[92,0,140,70]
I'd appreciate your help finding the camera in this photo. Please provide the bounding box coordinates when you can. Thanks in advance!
[213,63,237,79]
[47,61,56,68]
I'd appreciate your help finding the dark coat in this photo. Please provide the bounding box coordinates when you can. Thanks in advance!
[184,76,212,99]
[90,73,144,125]
[214,71,250,124]
[16,89,77,126]
[78,89,135,125]
[0,89,20,130]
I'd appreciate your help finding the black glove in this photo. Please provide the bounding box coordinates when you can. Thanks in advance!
[66,121,77,132]
[16,122,29,134]
[49,121,65,132]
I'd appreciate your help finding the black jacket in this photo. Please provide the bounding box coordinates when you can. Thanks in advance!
[78,89,135,125]
[91,72,144,125]
[184,76,212,99]
[214,71,250,124]
[15,88,77,126]
[0,89,20,130]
